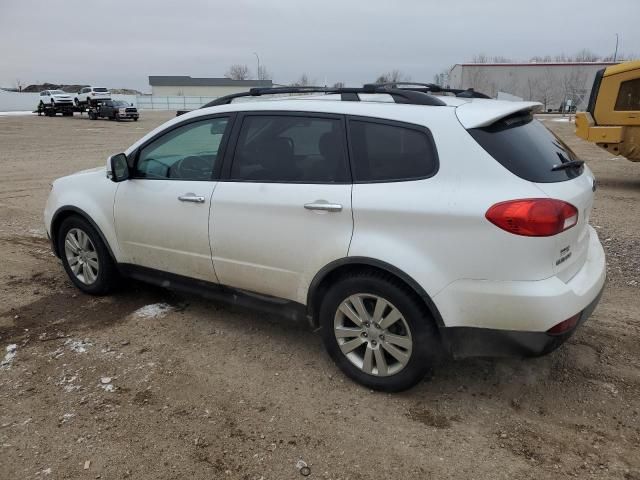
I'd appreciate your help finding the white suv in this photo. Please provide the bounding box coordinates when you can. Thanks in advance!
[75,86,111,106]
[39,89,74,107]
[44,85,606,391]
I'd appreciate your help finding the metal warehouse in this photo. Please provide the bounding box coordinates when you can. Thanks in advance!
[448,62,618,111]
[148,76,273,97]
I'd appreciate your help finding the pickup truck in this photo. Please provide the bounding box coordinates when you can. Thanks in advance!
[88,100,139,121]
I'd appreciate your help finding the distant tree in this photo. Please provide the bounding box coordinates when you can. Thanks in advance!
[292,73,312,86]
[433,68,451,87]
[226,64,250,80]
[14,78,23,92]
[374,70,410,84]
[471,53,489,63]
[257,65,271,80]
[491,56,513,63]
[332,81,345,88]
[537,67,557,111]
[573,49,600,62]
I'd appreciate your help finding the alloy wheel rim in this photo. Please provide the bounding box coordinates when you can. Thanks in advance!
[64,228,99,285]
[334,293,413,377]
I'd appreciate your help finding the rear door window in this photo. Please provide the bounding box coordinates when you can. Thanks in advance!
[347,119,438,182]
[229,115,349,183]
[468,114,582,183]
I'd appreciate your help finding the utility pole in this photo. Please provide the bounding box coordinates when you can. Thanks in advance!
[614,33,619,62]
[254,52,260,79]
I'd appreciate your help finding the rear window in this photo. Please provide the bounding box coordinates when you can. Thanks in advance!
[468,114,582,183]
[348,119,438,182]
[93,88,108,92]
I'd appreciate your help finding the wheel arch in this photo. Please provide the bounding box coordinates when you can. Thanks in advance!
[50,206,117,262]
[306,257,444,329]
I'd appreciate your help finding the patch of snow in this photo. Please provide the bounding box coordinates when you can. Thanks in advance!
[100,377,112,384]
[0,344,17,369]
[100,383,115,393]
[0,111,35,116]
[65,339,92,353]
[133,303,173,319]
[552,118,571,122]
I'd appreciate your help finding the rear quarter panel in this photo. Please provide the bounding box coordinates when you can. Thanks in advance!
[348,110,559,302]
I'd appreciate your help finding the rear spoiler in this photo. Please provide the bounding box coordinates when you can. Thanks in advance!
[455,101,542,129]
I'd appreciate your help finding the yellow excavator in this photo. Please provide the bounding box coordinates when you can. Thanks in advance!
[575,60,640,161]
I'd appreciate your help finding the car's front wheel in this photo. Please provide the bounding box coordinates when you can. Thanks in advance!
[319,271,441,392]
[58,216,118,295]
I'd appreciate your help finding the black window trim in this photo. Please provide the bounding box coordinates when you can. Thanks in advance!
[345,115,440,184]
[219,110,352,185]
[129,112,236,182]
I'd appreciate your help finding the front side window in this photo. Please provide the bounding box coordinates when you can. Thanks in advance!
[615,78,640,111]
[348,119,438,182]
[230,115,348,183]
[135,117,229,181]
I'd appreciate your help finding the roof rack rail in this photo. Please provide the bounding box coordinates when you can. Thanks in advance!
[201,85,447,108]
[366,82,491,99]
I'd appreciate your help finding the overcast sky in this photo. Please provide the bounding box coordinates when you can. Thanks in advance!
[1,0,638,91]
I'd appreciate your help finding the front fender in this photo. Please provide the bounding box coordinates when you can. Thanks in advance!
[45,169,121,261]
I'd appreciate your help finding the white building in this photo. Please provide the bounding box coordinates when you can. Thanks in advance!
[149,76,272,97]
[448,62,618,111]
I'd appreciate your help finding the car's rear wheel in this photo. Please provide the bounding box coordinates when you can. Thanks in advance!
[58,216,118,295]
[319,271,441,392]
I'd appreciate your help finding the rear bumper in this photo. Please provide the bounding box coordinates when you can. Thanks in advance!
[440,283,604,358]
[433,225,606,357]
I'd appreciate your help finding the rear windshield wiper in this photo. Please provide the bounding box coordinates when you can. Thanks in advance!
[551,160,585,171]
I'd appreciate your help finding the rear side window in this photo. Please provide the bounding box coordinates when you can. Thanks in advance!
[348,119,438,182]
[615,78,640,111]
[468,114,582,183]
[230,115,349,183]
[94,87,108,92]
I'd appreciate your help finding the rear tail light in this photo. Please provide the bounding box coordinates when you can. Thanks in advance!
[486,199,578,237]
[547,313,581,335]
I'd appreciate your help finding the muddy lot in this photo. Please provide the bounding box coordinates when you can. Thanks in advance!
[0,112,639,480]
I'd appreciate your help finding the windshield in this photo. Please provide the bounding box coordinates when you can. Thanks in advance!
[50,90,65,95]
[113,101,129,107]
[93,88,109,92]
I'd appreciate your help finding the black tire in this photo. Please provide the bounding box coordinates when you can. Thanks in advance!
[133,117,138,122]
[89,111,97,120]
[74,98,79,106]
[57,216,118,295]
[319,271,441,392]
[115,113,121,122]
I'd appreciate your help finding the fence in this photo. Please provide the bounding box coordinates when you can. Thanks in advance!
[135,96,218,111]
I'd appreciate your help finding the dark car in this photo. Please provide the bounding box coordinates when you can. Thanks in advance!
[89,100,139,121]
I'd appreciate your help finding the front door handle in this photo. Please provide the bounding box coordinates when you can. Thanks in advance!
[304,202,343,212]
[178,193,206,203]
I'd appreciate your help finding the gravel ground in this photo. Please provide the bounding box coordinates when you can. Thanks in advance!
[0,112,639,480]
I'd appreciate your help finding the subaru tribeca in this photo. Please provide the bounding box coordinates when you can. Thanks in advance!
[44,85,606,391]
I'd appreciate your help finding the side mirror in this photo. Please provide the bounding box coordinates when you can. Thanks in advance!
[109,153,129,182]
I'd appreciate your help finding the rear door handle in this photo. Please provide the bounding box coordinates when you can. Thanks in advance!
[304,202,343,212]
[178,193,206,203]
